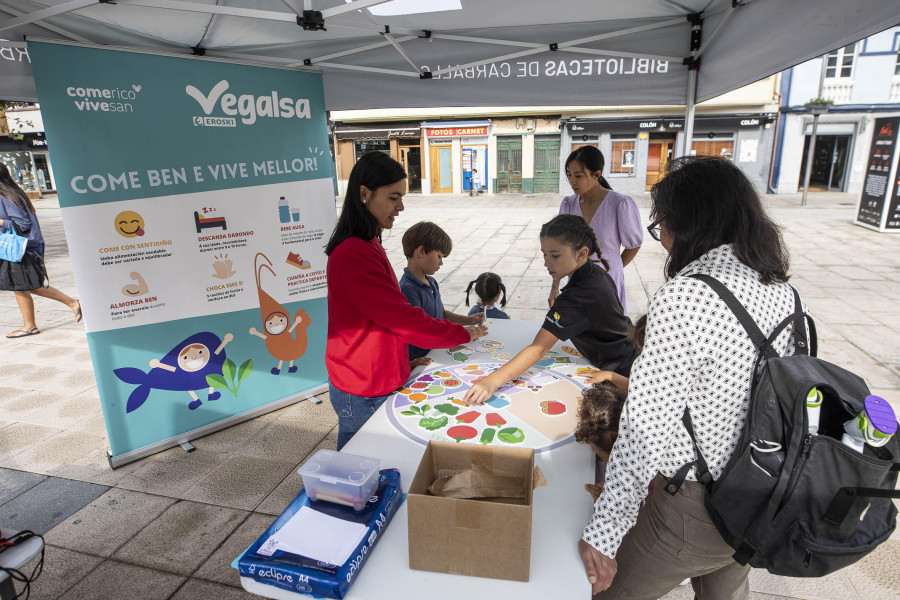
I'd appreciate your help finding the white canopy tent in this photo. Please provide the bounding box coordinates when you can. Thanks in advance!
[1,0,899,152]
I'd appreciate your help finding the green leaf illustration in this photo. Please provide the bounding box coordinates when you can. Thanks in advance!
[222,358,236,383]
[401,410,419,416]
[237,359,253,384]
[206,374,230,389]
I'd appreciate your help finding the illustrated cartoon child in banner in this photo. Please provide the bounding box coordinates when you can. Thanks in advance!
[114,332,234,412]
[249,253,311,375]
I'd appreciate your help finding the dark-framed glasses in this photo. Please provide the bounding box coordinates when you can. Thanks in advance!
[647,217,663,241]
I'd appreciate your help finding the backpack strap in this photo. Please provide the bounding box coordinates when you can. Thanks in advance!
[667,275,807,496]
[758,286,816,357]
[664,408,713,495]
[824,482,900,526]
[689,274,779,359]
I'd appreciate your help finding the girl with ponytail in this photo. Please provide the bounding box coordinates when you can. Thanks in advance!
[554,146,643,313]
[463,214,636,405]
[464,272,509,320]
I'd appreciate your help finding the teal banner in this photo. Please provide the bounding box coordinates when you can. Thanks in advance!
[29,42,335,462]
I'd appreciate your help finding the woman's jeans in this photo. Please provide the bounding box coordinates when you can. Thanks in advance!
[328,382,391,450]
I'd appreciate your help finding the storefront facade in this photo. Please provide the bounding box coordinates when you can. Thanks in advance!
[560,114,775,195]
[421,121,490,195]
[489,117,561,194]
[332,122,421,196]
[1,107,55,198]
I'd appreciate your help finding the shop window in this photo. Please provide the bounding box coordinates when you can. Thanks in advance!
[825,43,856,79]
[354,139,390,161]
[610,140,636,175]
[692,140,734,161]
[895,48,900,75]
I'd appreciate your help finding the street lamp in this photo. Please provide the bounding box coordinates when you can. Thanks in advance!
[800,99,832,206]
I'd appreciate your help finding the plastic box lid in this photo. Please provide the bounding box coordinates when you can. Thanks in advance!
[297,450,381,486]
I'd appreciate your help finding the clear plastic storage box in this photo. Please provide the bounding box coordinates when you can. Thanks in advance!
[298,450,382,511]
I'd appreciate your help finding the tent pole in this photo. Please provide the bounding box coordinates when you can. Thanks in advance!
[680,14,702,158]
[0,0,94,32]
[682,68,698,157]
[801,55,828,207]
[0,5,92,42]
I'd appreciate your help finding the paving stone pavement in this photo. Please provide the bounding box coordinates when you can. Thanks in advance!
[0,191,898,599]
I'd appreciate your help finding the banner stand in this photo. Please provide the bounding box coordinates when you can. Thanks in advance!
[29,40,336,468]
[855,114,900,233]
[106,384,326,468]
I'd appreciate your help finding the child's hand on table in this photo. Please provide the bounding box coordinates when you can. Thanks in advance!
[464,324,488,342]
[464,313,484,325]
[463,374,499,405]
[585,482,605,502]
[410,357,433,369]
[583,368,615,385]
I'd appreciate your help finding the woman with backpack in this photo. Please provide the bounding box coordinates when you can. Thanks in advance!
[579,156,802,599]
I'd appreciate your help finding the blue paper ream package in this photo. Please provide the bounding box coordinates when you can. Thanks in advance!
[237,469,403,598]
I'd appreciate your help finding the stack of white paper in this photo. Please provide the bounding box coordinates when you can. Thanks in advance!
[256,506,368,566]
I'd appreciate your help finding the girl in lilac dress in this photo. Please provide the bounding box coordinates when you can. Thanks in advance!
[553,146,643,313]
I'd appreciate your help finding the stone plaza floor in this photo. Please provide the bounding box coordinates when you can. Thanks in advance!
[0,190,898,599]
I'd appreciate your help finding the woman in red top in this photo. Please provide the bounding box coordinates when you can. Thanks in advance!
[325,153,487,449]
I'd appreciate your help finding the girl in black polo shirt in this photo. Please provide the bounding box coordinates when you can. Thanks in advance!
[464,214,635,405]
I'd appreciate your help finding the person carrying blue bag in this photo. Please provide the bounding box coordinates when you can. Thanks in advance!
[0,164,81,338]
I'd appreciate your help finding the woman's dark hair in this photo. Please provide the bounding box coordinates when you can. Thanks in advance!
[565,146,612,190]
[325,152,407,255]
[629,314,647,353]
[575,381,625,453]
[465,272,507,307]
[650,155,789,284]
[0,163,35,214]
[539,214,610,272]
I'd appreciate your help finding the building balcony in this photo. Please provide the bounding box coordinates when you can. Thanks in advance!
[823,81,853,103]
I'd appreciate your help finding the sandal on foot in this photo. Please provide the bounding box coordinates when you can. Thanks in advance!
[6,328,40,339]
[74,301,82,323]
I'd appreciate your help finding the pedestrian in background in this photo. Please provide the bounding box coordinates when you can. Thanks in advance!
[0,164,81,338]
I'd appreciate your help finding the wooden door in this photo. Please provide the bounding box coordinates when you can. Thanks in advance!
[645,138,675,190]
[533,136,560,193]
[497,137,522,193]
[429,145,452,193]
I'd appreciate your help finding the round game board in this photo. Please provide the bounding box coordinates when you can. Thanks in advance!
[386,362,586,453]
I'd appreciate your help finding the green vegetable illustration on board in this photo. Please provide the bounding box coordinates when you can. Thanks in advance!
[206,358,253,398]
[402,404,430,417]
[452,352,469,362]
[433,403,459,415]
[497,427,525,444]
[480,428,496,445]
[419,416,449,431]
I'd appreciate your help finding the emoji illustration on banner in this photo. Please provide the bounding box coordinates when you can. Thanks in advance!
[248,253,311,375]
[113,332,234,412]
[121,272,149,297]
[114,210,145,238]
[212,253,236,279]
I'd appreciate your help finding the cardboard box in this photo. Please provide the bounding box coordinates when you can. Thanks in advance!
[407,441,535,582]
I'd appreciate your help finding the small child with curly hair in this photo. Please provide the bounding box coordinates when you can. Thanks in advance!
[575,381,625,501]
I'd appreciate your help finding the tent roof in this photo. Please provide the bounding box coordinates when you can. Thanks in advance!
[1,0,899,109]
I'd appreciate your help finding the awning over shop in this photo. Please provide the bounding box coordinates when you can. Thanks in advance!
[334,123,420,141]
[566,114,774,135]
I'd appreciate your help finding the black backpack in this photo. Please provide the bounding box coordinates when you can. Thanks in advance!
[665,274,900,577]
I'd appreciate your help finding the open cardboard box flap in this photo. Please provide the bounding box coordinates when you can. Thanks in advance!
[407,442,543,582]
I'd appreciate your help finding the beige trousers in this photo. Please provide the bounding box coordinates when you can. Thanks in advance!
[594,474,750,600]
